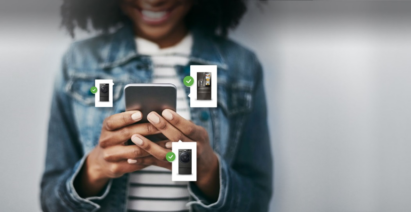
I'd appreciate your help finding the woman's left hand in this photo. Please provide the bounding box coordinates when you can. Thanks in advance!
[130,109,220,201]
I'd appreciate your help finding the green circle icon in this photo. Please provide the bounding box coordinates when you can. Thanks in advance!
[166,152,176,162]
[90,86,98,94]
[183,76,194,87]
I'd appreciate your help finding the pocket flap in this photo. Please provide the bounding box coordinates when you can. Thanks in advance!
[65,72,124,106]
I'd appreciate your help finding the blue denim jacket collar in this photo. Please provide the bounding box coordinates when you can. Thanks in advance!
[99,24,228,70]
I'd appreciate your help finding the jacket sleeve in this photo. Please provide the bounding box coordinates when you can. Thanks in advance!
[188,56,273,211]
[40,48,112,212]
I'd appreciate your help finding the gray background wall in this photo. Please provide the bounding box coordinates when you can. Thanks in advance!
[1,1,411,211]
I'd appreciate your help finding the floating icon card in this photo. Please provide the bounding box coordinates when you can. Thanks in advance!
[188,65,217,108]
[95,79,114,107]
[171,141,197,181]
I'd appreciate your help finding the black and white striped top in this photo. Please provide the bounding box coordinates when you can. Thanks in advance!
[127,34,192,212]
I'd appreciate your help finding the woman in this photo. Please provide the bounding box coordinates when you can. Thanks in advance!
[41,0,272,211]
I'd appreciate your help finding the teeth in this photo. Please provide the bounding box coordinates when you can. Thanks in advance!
[141,10,167,20]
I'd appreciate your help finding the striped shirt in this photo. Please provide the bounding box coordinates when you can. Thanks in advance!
[127,34,192,212]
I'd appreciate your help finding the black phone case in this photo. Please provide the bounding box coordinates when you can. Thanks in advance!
[124,84,177,144]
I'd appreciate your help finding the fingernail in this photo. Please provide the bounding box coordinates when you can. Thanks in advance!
[165,142,172,148]
[147,113,160,124]
[131,135,143,146]
[128,159,137,164]
[163,110,173,120]
[131,112,142,121]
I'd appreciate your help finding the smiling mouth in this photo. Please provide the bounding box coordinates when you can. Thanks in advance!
[137,7,175,24]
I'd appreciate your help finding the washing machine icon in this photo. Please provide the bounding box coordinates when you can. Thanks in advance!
[178,149,192,175]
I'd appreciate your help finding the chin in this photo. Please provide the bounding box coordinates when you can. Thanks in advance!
[136,24,176,40]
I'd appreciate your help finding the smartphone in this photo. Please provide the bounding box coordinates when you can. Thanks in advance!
[124,83,177,143]
[124,83,177,122]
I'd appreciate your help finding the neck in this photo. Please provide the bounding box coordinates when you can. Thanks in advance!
[134,23,188,49]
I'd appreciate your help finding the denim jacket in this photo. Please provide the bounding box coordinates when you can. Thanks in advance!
[40,25,272,212]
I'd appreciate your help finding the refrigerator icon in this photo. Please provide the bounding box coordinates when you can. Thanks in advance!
[197,72,211,100]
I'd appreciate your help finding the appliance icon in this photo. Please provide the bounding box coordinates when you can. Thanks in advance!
[95,79,114,107]
[197,72,211,100]
[178,149,192,175]
[99,83,109,102]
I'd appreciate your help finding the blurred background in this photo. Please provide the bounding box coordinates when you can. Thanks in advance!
[1,0,411,211]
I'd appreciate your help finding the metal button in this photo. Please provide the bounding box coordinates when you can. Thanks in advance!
[199,111,209,121]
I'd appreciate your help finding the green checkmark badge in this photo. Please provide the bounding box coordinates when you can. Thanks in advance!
[166,152,176,162]
[90,86,98,94]
[183,76,194,87]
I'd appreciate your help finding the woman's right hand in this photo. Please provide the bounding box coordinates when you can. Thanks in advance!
[74,110,170,197]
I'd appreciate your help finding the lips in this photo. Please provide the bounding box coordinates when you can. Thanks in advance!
[142,10,167,20]
[139,9,172,24]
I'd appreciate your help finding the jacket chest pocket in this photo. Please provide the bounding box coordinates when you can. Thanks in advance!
[64,72,128,151]
[217,82,253,117]
[65,75,124,106]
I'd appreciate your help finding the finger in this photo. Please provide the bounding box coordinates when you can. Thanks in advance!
[156,140,172,149]
[127,159,138,164]
[131,134,170,161]
[134,156,172,170]
[162,109,207,141]
[146,140,172,150]
[104,140,171,162]
[99,123,160,148]
[109,160,148,175]
[103,110,142,131]
[147,111,190,142]
[103,145,150,162]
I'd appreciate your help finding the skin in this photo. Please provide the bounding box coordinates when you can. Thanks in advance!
[74,0,220,202]
[75,110,220,201]
[120,0,193,48]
